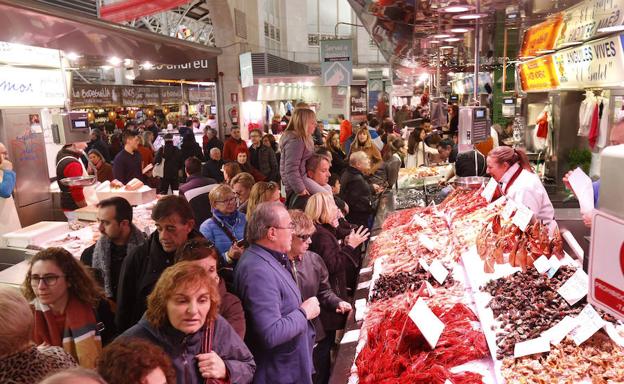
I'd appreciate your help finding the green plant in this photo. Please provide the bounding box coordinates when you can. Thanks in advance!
[566,148,592,174]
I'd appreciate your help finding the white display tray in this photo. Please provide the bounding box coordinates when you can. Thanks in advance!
[95,185,157,206]
[2,221,69,249]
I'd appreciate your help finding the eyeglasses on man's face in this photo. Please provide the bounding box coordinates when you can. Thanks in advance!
[31,274,65,286]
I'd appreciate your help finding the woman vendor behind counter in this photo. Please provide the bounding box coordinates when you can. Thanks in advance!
[486,146,555,231]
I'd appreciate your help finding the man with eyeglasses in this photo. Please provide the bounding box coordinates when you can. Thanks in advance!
[248,128,278,182]
[115,195,202,332]
[234,201,319,384]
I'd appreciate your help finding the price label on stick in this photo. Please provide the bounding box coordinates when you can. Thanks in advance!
[541,316,579,345]
[429,260,449,284]
[481,178,498,202]
[408,298,445,349]
[533,255,551,274]
[502,199,517,220]
[570,304,606,345]
[419,234,437,252]
[557,268,589,305]
[419,258,430,271]
[547,255,562,278]
[513,337,550,358]
[512,202,533,232]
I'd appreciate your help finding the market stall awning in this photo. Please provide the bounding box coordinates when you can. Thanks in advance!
[0,0,221,65]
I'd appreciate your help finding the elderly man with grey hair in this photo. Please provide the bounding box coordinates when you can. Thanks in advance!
[234,201,318,384]
[202,146,225,182]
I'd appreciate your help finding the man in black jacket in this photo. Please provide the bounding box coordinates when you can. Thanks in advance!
[339,151,377,229]
[86,128,111,162]
[179,156,217,197]
[248,128,278,182]
[115,195,202,332]
[202,147,225,182]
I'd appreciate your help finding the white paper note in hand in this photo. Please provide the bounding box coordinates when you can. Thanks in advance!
[568,167,595,214]
[557,268,589,305]
[428,260,449,284]
[513,337,550,358]
[408,298,445,349]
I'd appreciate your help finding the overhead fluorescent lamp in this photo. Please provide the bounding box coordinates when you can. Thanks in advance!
[433,33,452,39]
[440,5,474,13]
[108,56,122,66]
[450,27,471,33]
[66,52,82,61]
[597,25,624,33]
[440,45,455,50]
[445,37,462,42]
[429,40,441,44]
[453,13,488,20]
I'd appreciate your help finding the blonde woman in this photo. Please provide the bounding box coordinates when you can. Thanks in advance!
[348,127,383,173]
[245,181,281,221]
[279,108,329,205]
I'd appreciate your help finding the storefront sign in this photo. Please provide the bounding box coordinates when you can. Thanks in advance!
[71,85,120,107]
[553,34,624,89]
[0,66,66,107]
[588,210,624,319]
[556,0,624,48]
[0,41,61,68]
[239,52,254,88]
[159,87,184,105]
[120,86,161,106]
[519,56,560,92]
[520,16,564,57]
[350,85,367,123]
[188,87,216,104]
[321,39,352,86]
[136,59,217,81]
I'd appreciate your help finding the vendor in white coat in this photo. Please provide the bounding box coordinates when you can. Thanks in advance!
[486,146,555,231]
[0,142,21,236]
[405,127,438,167]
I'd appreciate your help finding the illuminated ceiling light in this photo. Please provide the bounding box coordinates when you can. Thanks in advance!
[278,82,285,86]
[432,33,452,39]
[100,65,113,70]
[429,40,441,44]
[142,61,154,70]
[445,37,462,42]
[440,5,474,13]
[419,73,429,82]
[124,58,134,66]
[125,72,136,80]
[450,27,471,33]
[597,25,624,33]
[440,45,455,50]
[448,71,455,76]
[453,13,488,20]
[304,81,314,86]
[108,56,122,66]
[66,52,82,61]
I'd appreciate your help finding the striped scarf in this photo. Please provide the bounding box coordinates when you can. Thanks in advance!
[31,295,102,368]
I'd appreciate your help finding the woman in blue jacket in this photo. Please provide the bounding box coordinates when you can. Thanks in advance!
[199,184,247,268]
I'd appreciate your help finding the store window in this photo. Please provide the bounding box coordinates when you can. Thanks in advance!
[307,0,354,46]
[264,0,282,55]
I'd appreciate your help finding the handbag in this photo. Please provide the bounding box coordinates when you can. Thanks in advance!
[153,151,165,178]
[202,320,228,384]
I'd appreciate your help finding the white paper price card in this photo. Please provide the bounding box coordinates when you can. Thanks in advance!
[513,337,550,358]
[408,298,445,349]
[501,199,517,220]
[419,258,430,271]
[429,260,449,285]
[425,281,437,296]
[419,234,437,252]
[354,299,367,322]
[359,266,372,275]
[547,256,562,278]
[373,257,384,274]
[412,214,429,228]
[512,202,534,232]
[357,280,371,290]
[570,304,606,346]
[533,255,551,274]
[541,316,579,345]
[481,177,499,202]
[340,329,360,344]
[557,268,589,305]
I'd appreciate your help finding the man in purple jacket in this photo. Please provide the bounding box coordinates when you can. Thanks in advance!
[234,201,318,384]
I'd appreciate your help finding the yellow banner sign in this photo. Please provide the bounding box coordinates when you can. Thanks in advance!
[519,56,560,92]
[520,16,564,57]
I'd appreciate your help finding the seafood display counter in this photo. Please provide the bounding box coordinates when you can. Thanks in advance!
[330,187,624,383]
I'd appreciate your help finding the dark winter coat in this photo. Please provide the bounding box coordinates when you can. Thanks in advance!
[339,166,376,228]
[248,144,279,182]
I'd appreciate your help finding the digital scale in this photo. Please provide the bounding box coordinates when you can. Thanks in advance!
[502,97,516,118]
[458,106,489,151]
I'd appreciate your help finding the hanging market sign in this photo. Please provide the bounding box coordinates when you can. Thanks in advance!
[120,86,161,106]
[159,87,184,104]
[71,85,120,107]
[350,84,367,123]
[320,39,352,86]
[519,56,560,92]
[188,87,216,104]
[553,34,624,89]
[556,0,624,48]
[520,16,564,57]
[136,59,218,81]
[0,41,61,68]
[0,66,66,107]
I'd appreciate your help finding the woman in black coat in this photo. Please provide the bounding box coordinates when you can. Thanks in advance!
[154,134,182,194]
[339,151,378,229]
[325,130,347,176]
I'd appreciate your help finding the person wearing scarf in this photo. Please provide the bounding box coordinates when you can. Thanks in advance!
[21,248,117,368]
[121,262,255,384]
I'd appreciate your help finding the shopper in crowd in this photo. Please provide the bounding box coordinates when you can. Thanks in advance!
[115,195,201,332]
[337,114,352,148]
[55,141,89,211]
[499,120,515,146]
[202,147,225,182]
[249,128,279,182]
[97,338,175,384]
[366,119,385,151]
[113,129,143,185]
[245,181,282,221]
[86,129,111,162]
[487,147,555,230]
[0,142,21,235]
[287,210,351,384]
[447,104,459,135]
[137,131,155,170]
[280,108,328,206]
[394,105,410,131]
[234,201,318,384]
[203,127,224,158]
[199,184,246,270]
[121,262,256,384]
[325,130,348,176]
[313,120,325,146]
[291,154,332,210]
[145,118,159,142]
[39,367,107,384]
[87,149,114,183]
[21,247,116,368]
[175,238,246,339]
[263,133,279,153]
[406,126,439,167]
[179,156,217,197]
[236,150,266,182]
[223,126,248,162]
[230,172,255,214]
[0,286,77,384]
[108,133,122,160]
[179,132,204,172]
[340,151,380,229]
[80,197,146,301]
[154,133,182,194]
[222,161,241,184]
[437,138,458,164]
[349,126,384,174]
